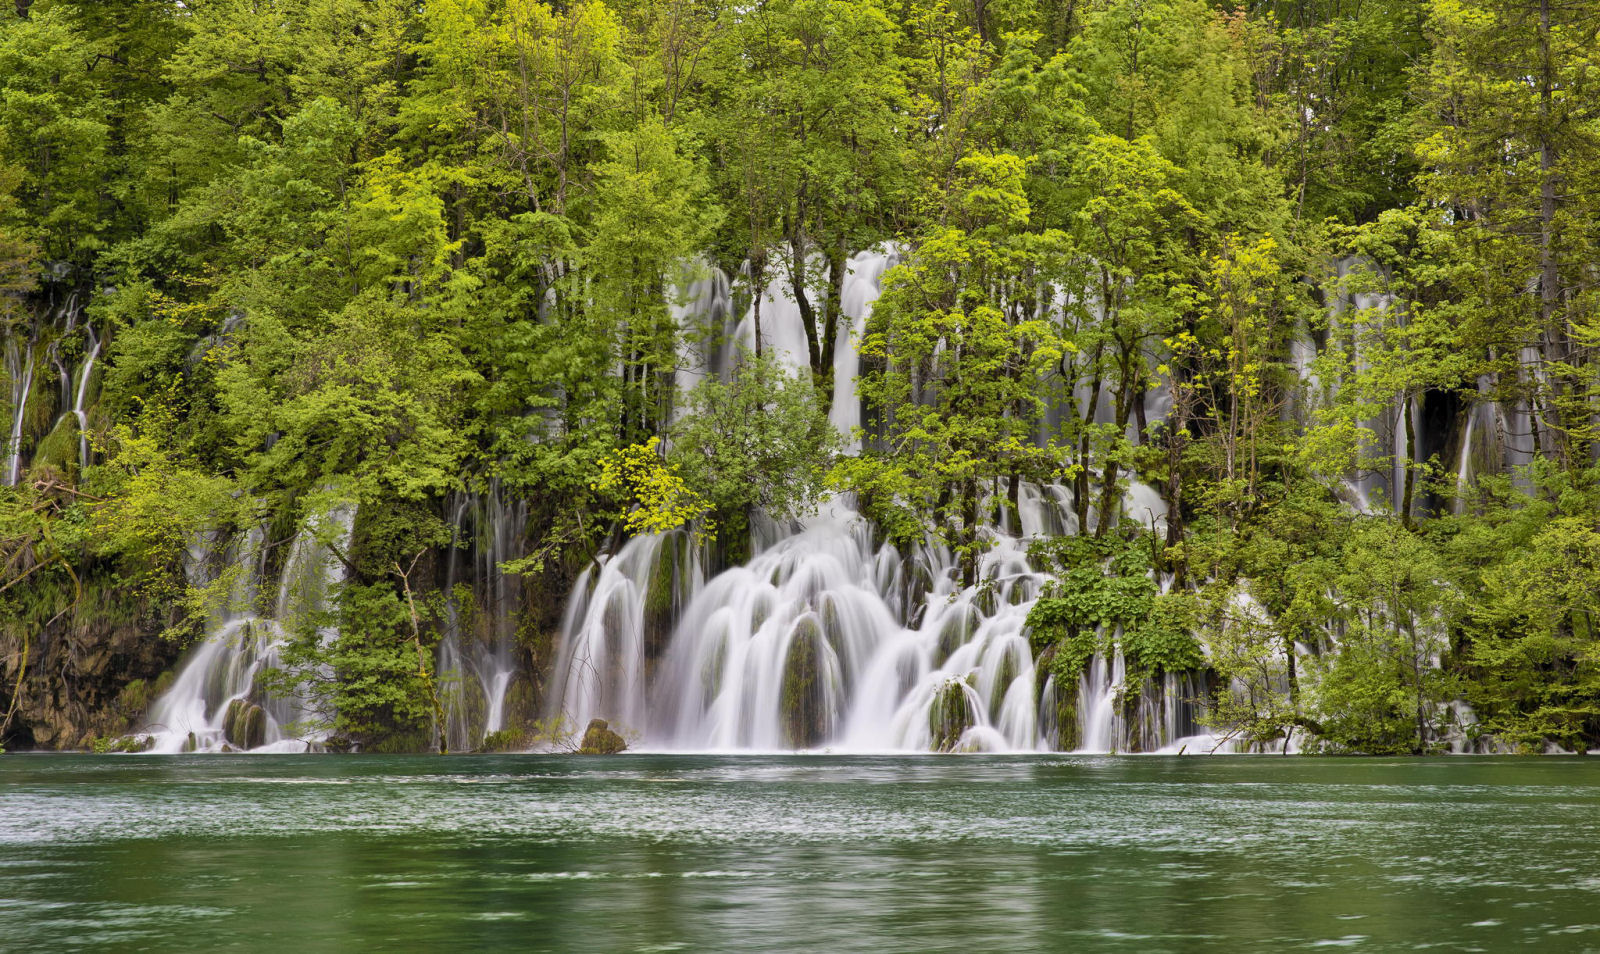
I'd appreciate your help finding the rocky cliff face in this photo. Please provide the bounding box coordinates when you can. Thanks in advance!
[1,604,180,751]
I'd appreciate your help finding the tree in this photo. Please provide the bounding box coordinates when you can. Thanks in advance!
[835,153,1066,582]
[1415,0,1600,462]
[700,0,906,398]
[670,349,839,560]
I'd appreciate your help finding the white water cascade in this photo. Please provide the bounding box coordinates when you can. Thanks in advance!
[5,337,33,486]
[436,483,529,752]
[544,248,1209,754]
[69,323,99,469]
[143,505,356,753]
[546,488,1209,753]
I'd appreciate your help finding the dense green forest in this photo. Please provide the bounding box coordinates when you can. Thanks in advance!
[0,0,1597,756]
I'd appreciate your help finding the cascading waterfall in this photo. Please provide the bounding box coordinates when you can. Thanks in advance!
[547,486,1203,753]
[5,337,33,486]
[544,248,1210,753]
[0,248,1540,754]
[143,505,356,753]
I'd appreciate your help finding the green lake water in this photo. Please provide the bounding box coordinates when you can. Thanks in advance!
[2,754,1599,952]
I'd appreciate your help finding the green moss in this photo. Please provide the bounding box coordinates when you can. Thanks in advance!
[90,734,154,754]
[31,415,80,478]
[223,698,267,749]
[780,619,829,748]
[935,606,978,666]
[577,718,627,754]
[477,727,530,752]
[643,535,680,657]
[365,729,435,754]
[929,677,975,752]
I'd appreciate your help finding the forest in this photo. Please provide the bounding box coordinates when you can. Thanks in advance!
[0,0,1598,757]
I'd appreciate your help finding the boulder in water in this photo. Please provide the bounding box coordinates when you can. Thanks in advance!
[929,677,976,752]
[578,719,627,755]
[780,619,831,748]
[223,698,267,750]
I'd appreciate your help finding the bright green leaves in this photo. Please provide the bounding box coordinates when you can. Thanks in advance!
[1463,510,1600,752]
[1026,532,1203,694]
[215,296,473,509]
[669,351,839,556]
[953,152,1032,232]
[0,4,112,263]
[1300,519,1457,754]
[589,119,720,442]
[838,155,1068,579]
[594,437,712,539]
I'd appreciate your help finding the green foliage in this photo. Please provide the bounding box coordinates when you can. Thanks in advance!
[1,0,1597,756]
[270,582,442,748]
[835,155,1068,580]
[670,349,839,551]
[1450,468,1600,752]
[1026,532,1201,693]
[594,437,712,539]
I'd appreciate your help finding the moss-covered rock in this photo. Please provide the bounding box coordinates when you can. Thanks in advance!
[0,574,184,751]
[780,618,830,748]
[90,734,154,754]
[935,605,978,666]
[929,677,976,752]
[222,698,267,750]
[643,535,685,659]
[30,415,80,479]
[577,718,627,754]
[988,647,1019,724]
[477,727,530,752]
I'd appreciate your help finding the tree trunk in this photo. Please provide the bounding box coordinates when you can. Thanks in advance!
[817,236,849,414]
[1400,393,1417,529]
[1536,0,1567,458]
[395,557,447,755]
[1074,348,1105,531]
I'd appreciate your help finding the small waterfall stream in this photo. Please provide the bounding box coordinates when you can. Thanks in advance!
[436,483,529,751]
[5,338,34,486]
[143,506,356,752]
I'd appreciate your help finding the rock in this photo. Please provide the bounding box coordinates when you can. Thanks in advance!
[577,719,627,755]
[477,728,530,753]
[780,620,830,748]
[222,698,267,750]
[929,677,976,752]
[0,594,185,751]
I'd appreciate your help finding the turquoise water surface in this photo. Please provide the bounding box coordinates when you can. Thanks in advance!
[3,754,1599,952]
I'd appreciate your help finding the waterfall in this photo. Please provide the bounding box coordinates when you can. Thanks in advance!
[539,247,1211,753]
[1077,651,1125,752]
[5,338,33,486]
[435,482,529,751]
[71,324,98,469]
[829,250,895,447]
[143,504,356,753]
[546,482,1186,753]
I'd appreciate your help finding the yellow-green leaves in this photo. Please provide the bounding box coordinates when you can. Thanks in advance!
[594,437,713,539]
